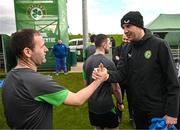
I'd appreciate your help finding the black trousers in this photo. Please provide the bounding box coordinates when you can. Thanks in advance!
[175,118,180,129]
[133,109,150,129]
[175,107,180,129]
[89,111,119,129]
[133,108,164,129]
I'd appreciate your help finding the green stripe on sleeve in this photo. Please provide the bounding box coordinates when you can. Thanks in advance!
[111,107,116,114]
[34,89,68,106]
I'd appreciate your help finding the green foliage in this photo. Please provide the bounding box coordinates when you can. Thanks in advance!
[0,88,8,129]
[68,34,123,47]
[0,72,133,129]
[109,34,123,47]
[68,34,83,40]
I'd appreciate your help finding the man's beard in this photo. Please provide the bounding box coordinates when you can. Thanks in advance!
[105,49,109,54]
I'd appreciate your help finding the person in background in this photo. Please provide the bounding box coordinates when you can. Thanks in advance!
[110,36,116,56]
[175,58,180,129]
[113,34,135,128]
[113,34,129,67]
[1,29,108,129]
[52,39,68,75]
[92,11,180,129]
[83,34,124,130]
[85,34,96,60]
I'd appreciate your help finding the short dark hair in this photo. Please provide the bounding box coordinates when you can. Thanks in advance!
[10,29,41,58]
[90,34,96,43]
[95,34,108,47]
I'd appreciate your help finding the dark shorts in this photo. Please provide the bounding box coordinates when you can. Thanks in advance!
[89,111,119,129]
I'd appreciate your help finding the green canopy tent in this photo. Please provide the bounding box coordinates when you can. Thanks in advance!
[146,14,180,32]
[146,14,180,59]
[146,14,180,45]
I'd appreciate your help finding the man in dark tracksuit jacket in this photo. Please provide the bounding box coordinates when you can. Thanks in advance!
[97,11,180,129]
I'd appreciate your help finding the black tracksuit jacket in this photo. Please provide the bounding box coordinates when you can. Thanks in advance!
[108,29,180,117]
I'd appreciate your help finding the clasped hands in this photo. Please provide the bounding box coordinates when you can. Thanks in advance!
[92,63,109,82]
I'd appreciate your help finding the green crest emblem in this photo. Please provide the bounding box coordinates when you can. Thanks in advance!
[27,4,46,20]
[144,50,152,59]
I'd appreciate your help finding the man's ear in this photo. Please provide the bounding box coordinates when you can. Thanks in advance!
[102,42,107,48]
[23,47,32,58]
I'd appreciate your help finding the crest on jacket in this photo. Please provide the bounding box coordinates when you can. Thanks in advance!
[144,50,152,59]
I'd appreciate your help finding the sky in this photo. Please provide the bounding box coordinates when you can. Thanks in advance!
[0,0,180,35]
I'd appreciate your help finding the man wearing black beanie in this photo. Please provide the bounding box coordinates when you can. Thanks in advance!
[121,11,144,29]
[93,11,180,129]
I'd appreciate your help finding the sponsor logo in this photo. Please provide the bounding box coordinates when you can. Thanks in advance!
[124,20,130,24]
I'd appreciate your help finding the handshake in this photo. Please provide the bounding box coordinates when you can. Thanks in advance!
[92,63,109,82]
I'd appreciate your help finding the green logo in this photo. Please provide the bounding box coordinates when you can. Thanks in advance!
[144,50,152,59]
[27,4,46,20]
[31,7,43,20]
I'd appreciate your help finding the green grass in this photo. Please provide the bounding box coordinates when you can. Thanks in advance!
[0,72,133,129]
[0,89,8,129]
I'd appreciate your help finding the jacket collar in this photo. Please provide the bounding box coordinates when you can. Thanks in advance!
[132,28,153,46]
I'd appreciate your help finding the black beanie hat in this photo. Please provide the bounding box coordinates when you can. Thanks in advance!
[121,11,144,28]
